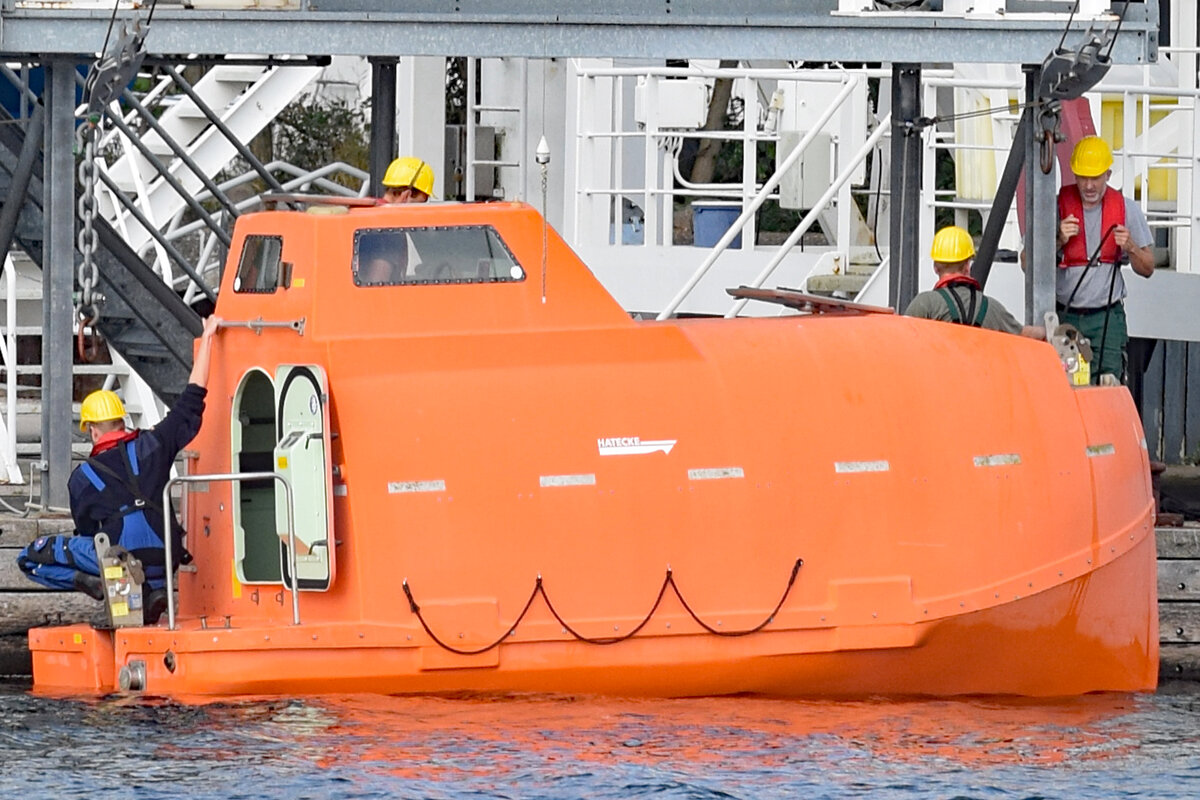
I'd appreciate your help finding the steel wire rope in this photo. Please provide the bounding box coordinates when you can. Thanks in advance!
[402,557,804,656]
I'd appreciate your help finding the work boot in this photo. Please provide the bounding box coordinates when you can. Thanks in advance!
[73,572,105,601]
[144,589,168,625]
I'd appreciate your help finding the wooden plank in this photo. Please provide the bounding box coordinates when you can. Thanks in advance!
[1164,341,1187,463]
[0,557,54,591]
[1158,560,1200,599]
[1157,527,1200,559]
[1142,333,1165,461]
[0,636,31,678]
[0,592,105,633]
[1188,343,1200,464]
[1160,643,1200,682]
[1159,602,1200,642]
[0,516,75,548]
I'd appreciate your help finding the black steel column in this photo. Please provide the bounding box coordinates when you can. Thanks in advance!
[369,57,398,197]
[0,102,43,262]
[973,108,1029,289]
[888,64,922,312]
[42,60,74,510]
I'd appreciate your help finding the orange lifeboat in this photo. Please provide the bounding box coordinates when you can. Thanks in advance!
[30,200,1158,697]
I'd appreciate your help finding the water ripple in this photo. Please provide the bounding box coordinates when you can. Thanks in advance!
[0,682,1197,798]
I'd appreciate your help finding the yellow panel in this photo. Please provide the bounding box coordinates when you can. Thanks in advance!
[1100,97,1177,203]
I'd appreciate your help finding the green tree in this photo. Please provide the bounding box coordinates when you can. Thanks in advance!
[273,98,370,188]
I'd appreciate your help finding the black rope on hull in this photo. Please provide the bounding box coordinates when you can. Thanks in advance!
[402,557,804,657]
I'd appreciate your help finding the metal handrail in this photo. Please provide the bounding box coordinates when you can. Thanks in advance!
[163,471,300,631]
[725,114,891,318]
[656,77,864,319]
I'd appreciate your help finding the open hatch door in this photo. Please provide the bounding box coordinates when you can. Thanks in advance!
[274,365,335,591]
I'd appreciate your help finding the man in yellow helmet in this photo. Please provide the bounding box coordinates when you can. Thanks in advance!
[1055,135,1155,384]
[17,316,222,620]
[905,226,1045,339]
[380,156,434,205]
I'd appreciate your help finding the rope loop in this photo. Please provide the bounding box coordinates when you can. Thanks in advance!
[403,557,805,657]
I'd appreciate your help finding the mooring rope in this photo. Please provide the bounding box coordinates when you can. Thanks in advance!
[401,557,804,656]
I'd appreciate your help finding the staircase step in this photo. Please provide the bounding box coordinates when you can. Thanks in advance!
[806,273,871,294]
[174,106,212,121]
[11,364,129,376]
[208,65,268,84]
[846,263,879,276]
[16,442,91,456]
[143,138,178,158]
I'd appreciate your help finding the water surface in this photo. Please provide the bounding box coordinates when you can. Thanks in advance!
[1,681,1198,798]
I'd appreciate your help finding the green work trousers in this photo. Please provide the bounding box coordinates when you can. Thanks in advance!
[1061,303,1127,383]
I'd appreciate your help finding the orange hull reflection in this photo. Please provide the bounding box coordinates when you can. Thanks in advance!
[30,202,1158,698]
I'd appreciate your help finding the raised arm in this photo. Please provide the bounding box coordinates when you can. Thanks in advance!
[189,315,222,388]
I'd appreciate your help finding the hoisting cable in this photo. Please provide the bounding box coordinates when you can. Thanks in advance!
[1061,223,1122,377]
[402,557,804,657]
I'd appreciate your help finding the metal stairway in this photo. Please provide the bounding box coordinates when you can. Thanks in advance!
[98,61,323,269]
[0,103,200,406]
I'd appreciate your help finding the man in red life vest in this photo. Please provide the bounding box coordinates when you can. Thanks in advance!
[906,225,1045,339]
[1056,136,1155,384]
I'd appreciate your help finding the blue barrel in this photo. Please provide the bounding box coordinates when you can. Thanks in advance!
[692,201,743,249]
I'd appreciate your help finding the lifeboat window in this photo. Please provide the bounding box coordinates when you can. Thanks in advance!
[352,225,525,286]
[233,235,283,294]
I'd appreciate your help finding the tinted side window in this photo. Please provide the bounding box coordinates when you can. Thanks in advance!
[234,236,283,293]
[353,226,525,286]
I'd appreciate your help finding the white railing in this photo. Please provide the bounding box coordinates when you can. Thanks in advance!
[569,62,888,315]
[0,254,21,484]
[922,63,1200,276]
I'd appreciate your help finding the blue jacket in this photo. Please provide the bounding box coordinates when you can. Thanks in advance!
[68,383,207,565]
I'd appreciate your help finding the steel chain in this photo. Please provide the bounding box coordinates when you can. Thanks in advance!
[75,114,101,326]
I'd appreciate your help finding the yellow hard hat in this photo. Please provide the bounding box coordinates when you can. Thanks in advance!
[1070,136,1113,178]
[79,389,125,431]
[930,226,975,263]
[382,156,435,197]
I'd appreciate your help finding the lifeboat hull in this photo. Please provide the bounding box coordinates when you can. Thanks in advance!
[31,523,1155,697]
[28,202,1159,698]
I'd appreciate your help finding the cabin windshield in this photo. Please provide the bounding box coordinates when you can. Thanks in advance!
[352,225,525,286]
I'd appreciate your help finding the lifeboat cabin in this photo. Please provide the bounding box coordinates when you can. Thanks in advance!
[30,198,1158,697]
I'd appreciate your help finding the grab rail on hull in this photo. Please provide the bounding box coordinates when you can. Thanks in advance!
[163,471,299,631]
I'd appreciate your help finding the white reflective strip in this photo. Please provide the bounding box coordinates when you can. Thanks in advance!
[688,467,745,481]
[540,473,596,487]
[973,453,1021,468]
[388,480,446,494]
[834,460,890,474]
[333,484,347,496]
[1139,437,1148,451]
[189,482,210,493]
[1086,444,1116,458]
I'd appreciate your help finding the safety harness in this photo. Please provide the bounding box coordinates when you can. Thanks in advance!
[935,282,989,328]
[79,438,191,569]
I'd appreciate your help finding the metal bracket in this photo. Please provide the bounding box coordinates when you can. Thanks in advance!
[86,21,148,115]
[219,316,306,336]
[94,532,146,629]
[1038,23,1114,102]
